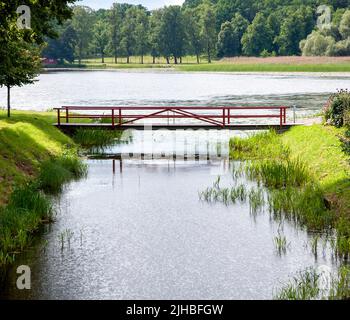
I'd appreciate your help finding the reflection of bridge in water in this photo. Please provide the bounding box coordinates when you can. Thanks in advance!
[54,105,300,132]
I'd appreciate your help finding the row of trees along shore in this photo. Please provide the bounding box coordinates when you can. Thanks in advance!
[43,0,350,65]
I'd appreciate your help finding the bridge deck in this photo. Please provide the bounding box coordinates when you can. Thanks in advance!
[55,122,301,132]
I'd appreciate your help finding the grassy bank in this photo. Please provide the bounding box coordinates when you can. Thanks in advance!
[0,110,87,268]
[177,63,350,73]
[230,125,350,253]
[46,56,350,73]
[0,110,74,204]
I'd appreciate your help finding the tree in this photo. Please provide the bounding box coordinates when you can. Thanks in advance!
[42,24,77,64]
[217,22,239,57]
[0,38,41,117]
[230,13,249,55]
[109,3,132,63]
[149,9,163,64]
[158,6,186,64]
[300,31,336,56]
[339,10,350,39]
[134,7,150,64]
[199,0,217,63]
[241,13,274,56]
[72,6,94,65]
[92,20,109,63]
[183,8,203,64]
[0,0,75,117]
[275,7,314,56]
[121,7,138,63]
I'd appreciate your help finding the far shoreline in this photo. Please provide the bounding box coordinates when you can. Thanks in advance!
[42,67,350,77]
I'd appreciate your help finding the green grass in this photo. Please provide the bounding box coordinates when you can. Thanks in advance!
[47,56,350,73]
[177,63,350,73]
[0,110,87,269]
[230,125,350,252]
[38,155,87,194]
[72,128,123,150]
[0,110,75,205]
[274,266,350,300]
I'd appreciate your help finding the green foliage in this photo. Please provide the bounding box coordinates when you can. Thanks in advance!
[38,155,87,194]
[217,13,249,57]
[42,24,77,64]
[241,13,274,56]
[339,10,350,39]
[72,6,94,65]
[276,6,314,56]
[300,31,336,56]
[275,266,350,300]
[300,9,350,57]
[92,20,110,63]
[199,0,217,63]
[37,2,350,63]
[72,128,122,150]
[324,89,350,127]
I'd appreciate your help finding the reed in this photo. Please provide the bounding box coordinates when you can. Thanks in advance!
[275,266,350,300]
[38,155,87,194]
[274,230,289,255]
[73,128,122,150]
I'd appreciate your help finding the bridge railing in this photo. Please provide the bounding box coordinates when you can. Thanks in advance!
[54,106,288,128]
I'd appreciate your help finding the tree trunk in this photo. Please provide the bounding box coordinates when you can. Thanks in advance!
[180,57,182,64]
[207,44,211,64]
[114,54,118,64]
[153,56,156,64]
[7,86,11,118]
[141,54,144,64]
[174,56,178,64]
[102,51,105,64]
[127,56,130,64]
[196,54,200,64]
[166,57,170,64]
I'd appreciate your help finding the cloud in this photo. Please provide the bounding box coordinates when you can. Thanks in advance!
[78,0,185,10]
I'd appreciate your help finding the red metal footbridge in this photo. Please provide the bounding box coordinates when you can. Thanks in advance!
[54,105,296,131]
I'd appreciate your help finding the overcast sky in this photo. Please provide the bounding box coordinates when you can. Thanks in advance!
[79,0,185,10]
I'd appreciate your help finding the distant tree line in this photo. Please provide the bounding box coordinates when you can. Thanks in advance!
[40,0,350,64]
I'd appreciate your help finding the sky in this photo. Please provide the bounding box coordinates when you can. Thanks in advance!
[79,0,185,10]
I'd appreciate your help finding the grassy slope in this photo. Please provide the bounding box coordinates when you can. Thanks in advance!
[231,124,350,215]
[281,125,350,214]
[0,110,74,205]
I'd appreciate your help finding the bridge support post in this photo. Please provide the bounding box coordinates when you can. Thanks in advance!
[223,109,226,127]
[112,109,115,127]
[280,108,283,128]
[57,108,61,126]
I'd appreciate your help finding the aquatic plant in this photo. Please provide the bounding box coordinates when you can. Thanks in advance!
[275,266,350,300]
[248,188,265,216]
[72,128,122,150]
[274,229,289,255]
[274,268,321,300]
[38,155,87,194]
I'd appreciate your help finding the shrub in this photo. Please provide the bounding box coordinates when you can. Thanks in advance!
[323,89,350,127]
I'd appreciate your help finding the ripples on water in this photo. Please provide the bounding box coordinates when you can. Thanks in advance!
[0,130,341,300]
[0,71,349,116]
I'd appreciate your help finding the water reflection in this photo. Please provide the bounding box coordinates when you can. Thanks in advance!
[0,129,341,300]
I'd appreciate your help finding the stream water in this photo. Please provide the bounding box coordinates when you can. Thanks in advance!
[0,71,349,299]
[0,130,341,300]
